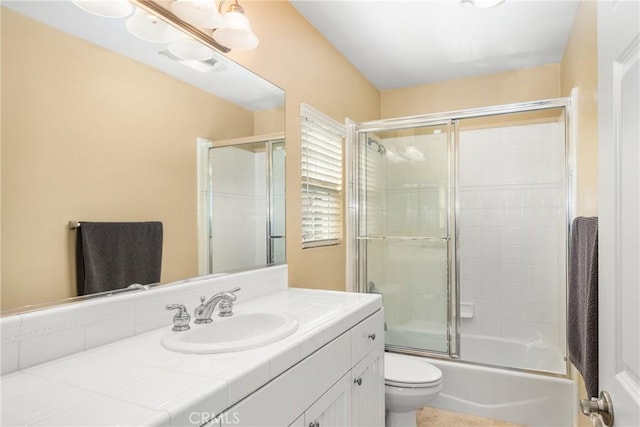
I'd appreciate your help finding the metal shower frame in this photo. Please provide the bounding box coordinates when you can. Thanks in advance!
[346,96,575,378]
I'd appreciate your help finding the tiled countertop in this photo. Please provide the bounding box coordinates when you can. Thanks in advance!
[1,288,381,427]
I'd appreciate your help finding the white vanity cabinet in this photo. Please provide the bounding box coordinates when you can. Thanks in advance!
[217,309,384,427]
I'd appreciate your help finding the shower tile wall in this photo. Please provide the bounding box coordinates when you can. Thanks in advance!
[458,122,566,352]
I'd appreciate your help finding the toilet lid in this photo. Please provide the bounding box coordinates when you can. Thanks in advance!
[384,353,442,387]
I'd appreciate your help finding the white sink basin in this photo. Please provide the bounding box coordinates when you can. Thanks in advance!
[161,311,298,354]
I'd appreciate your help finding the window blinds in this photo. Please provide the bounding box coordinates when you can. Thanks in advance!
[300,104,346,248]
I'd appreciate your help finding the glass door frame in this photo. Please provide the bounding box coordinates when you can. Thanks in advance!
[267,139,286,264]
[201,132,285,274]
[346,96,574,365]
[349,118,459,358]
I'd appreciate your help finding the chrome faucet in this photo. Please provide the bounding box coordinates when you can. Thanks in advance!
[194,287,240,324]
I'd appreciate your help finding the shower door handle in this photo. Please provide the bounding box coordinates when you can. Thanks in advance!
[580,391,614,426]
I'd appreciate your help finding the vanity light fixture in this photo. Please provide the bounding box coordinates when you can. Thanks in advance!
[170,0,259,51]
[461,0,506,8]
[70,0,247,72]
[71,0,133,18]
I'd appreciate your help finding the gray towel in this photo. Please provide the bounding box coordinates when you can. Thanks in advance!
[568,216,598,398]
[76,222,163,296]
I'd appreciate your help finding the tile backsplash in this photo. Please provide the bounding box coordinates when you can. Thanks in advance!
[0,265,288,375]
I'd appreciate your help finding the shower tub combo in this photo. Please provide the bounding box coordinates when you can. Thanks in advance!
[348,98,576,426]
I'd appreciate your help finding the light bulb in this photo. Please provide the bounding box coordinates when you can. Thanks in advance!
[213,9,259,51]
[170,0,224,29]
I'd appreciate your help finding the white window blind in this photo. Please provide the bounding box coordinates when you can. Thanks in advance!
[300,104,346,248]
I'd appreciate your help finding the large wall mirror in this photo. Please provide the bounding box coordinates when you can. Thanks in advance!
[1,0,285,312]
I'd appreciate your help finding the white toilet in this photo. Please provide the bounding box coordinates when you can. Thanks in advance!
[384,352,443,427]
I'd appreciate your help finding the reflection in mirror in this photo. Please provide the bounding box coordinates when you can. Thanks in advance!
[1,1,285,313]
[197,134,286,274]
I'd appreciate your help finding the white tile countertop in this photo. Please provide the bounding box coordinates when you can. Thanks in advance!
[1,288,381,427]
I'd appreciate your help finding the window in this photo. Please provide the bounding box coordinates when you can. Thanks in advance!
[300,104,345,248]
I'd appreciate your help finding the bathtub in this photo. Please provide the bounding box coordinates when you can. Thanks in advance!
[427,358,576,427]
[386,329,576,426]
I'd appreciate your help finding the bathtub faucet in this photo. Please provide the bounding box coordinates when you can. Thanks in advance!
[194,287,240,324]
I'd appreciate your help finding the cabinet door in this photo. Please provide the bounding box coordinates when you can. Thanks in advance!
[351,349,384,427]
[305,373,352,427]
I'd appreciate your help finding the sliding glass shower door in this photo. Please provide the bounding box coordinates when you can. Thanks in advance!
[355,121,458,356]
[350,99,571,375]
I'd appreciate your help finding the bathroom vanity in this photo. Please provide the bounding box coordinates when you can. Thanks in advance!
[0,266,384,426]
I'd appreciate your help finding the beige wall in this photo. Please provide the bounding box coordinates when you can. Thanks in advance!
[381,64,561,118]
[559,2,598,426]
[254,108,285,135]
[1,9,254,309]
[1,1,380,309]
[228,1,381,291]
[561,0,598,217]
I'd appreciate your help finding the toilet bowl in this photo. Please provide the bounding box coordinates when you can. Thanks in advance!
[384,352,443,427]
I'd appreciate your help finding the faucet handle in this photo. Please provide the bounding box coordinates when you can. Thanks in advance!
[166,304,191,332]
[218,298,234,317]
[225,287,241,300]
[218,287,240,317]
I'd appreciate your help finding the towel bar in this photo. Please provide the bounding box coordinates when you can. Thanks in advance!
[68,220,81,230]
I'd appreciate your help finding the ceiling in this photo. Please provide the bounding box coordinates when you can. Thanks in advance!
[290,0,580,90]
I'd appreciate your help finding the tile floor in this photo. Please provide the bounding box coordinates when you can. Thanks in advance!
[418,406,525,427]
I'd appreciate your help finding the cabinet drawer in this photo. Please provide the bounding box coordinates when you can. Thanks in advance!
[350,309,384,365]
